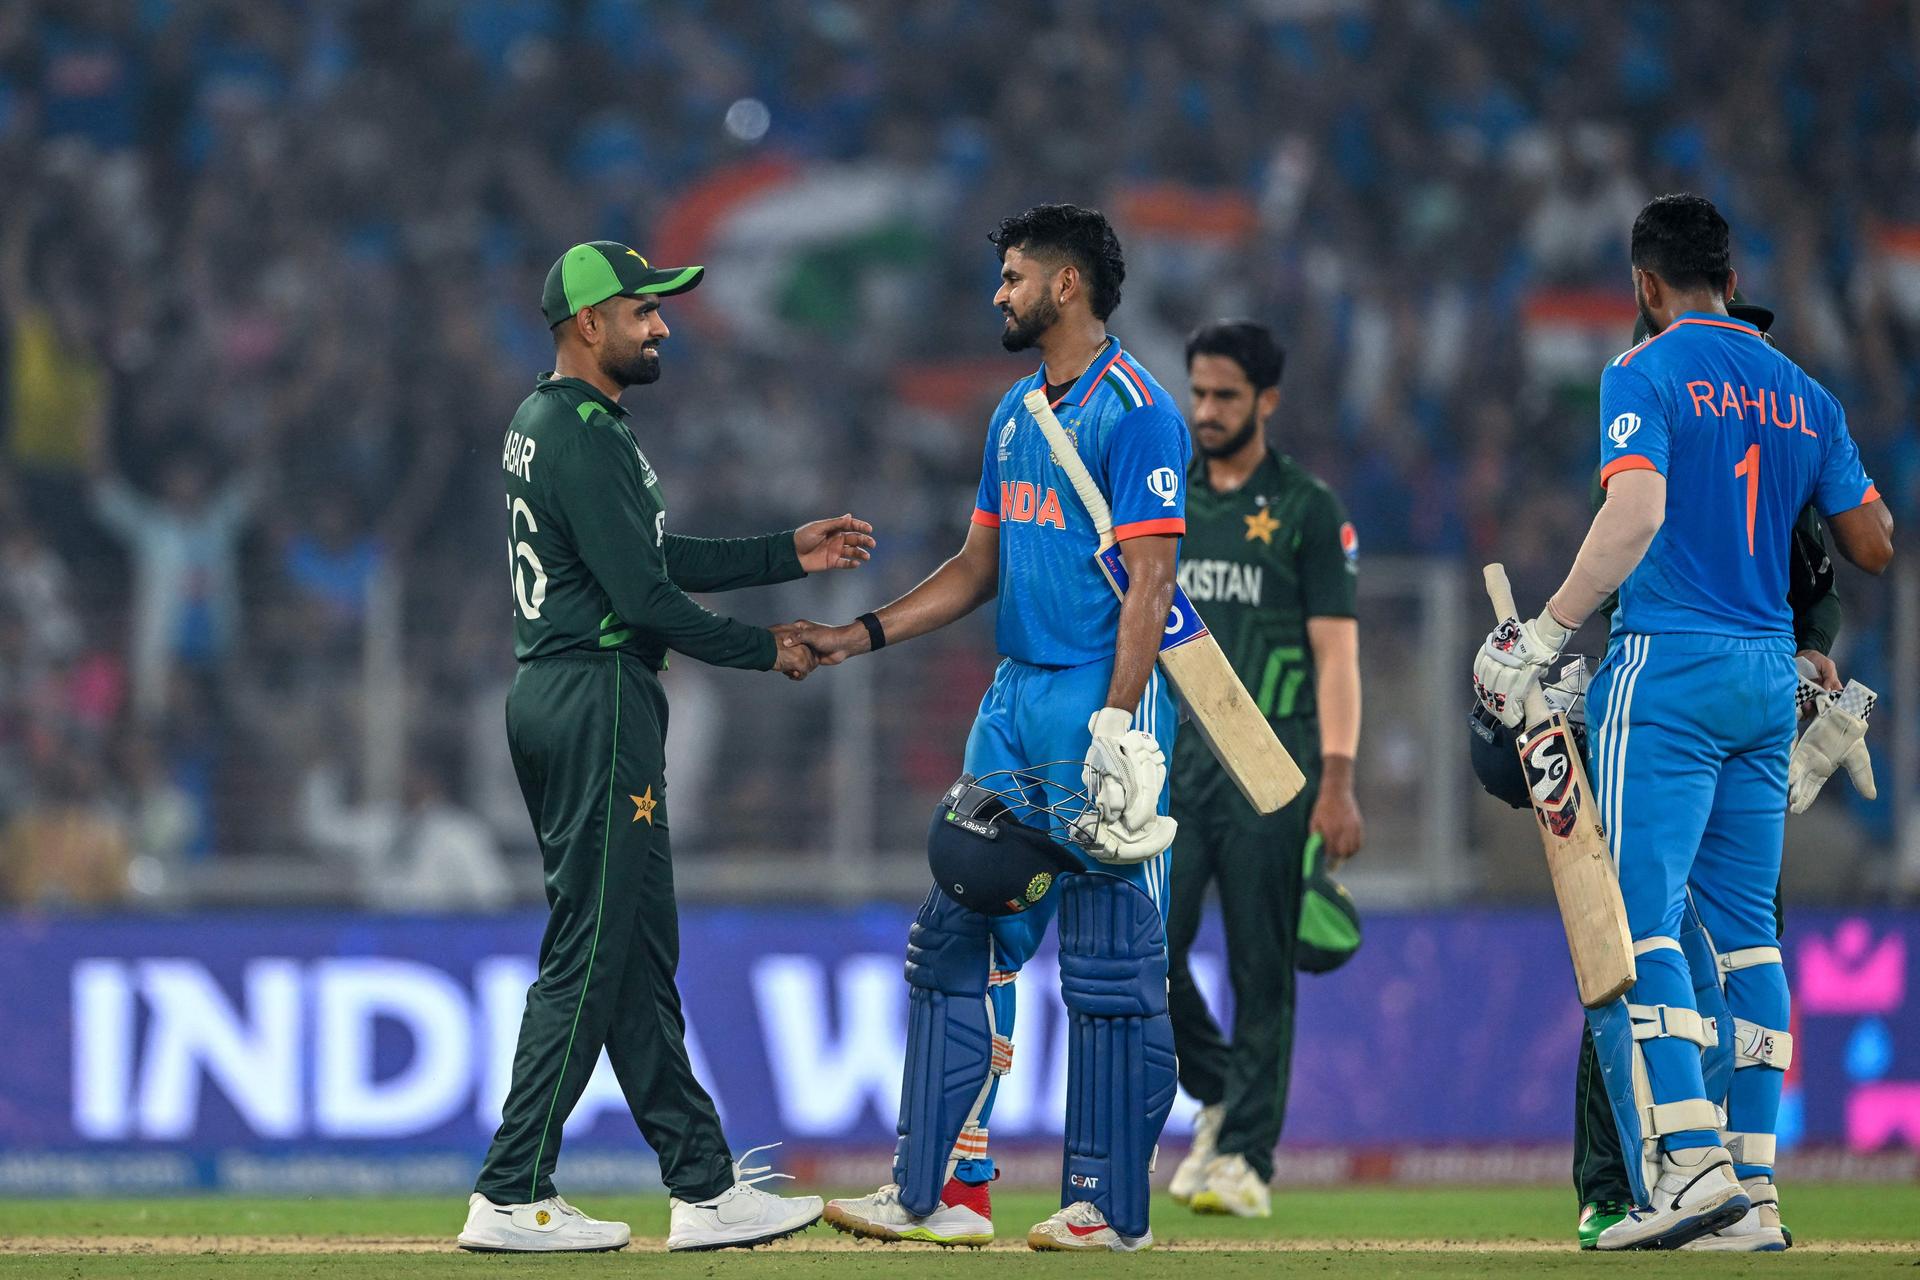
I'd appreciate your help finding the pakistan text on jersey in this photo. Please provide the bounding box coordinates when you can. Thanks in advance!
[1177,558,1264,606]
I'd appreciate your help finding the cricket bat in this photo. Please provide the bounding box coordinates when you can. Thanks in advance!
[1022,389,1306,814]
[1483,563,1635,1007]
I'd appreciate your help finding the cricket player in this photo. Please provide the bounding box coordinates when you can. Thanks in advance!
[1473,195,1893,1250]
[783,204,1190,1251]
[1564,300,1878,1251]
[459,241,874,1253]
[1161,320,1364,1218]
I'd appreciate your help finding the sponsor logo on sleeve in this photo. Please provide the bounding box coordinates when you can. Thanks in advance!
[1147,467,1180,507]
[1607,412,1642,447]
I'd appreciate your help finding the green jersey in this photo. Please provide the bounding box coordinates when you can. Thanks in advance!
[502,374,801,669]
[1176,448,1357,724]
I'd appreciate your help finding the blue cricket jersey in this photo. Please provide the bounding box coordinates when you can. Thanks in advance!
[973,337,1191,666]
[1598,311,1878,639]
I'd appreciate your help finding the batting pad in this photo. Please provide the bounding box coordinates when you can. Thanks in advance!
[893,888,995,1218]
[1679,893,1735,1104]
[1058,873,1177,1239]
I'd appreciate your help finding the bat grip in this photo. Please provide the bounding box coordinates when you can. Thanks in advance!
[1482,562,1552,724]
[1483,563,1518,622]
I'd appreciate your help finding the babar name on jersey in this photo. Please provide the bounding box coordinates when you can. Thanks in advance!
[1177,557,1264,606]
[1682,380,1816,438]
[501,429,537,481]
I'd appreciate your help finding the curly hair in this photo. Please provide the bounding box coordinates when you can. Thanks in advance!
[988,203,1126,320]
[1630,193,1731,293]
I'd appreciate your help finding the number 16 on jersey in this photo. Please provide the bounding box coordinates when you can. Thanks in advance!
[1022,389,1307,815]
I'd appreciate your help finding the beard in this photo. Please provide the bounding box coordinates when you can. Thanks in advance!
[1636,297,1662,339]
[1196,407,1260,459]
[999,293,1060,353]
[604,341,661,387]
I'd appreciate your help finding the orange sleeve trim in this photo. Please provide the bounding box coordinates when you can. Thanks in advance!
[971,507,1000,527]
[1599,454,1658,487]
[1863,483,1881,504]
[1114,517,1185,540]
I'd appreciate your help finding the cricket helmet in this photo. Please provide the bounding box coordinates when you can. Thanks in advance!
[927,770,1084,916]
[1469,656,1593,809]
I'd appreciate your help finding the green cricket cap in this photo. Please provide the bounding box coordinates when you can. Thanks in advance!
[541,241,704,328]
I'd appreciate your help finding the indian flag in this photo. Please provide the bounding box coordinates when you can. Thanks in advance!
[1521,289,1640,387]
[655,158,954,353]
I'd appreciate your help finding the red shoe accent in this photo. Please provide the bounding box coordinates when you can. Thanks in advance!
[940,1177,991,1218]
[1066,1220,1108,1237]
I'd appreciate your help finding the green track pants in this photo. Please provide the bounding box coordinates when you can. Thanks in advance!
[1166,723,1318,1183]
[475,651,733,1206]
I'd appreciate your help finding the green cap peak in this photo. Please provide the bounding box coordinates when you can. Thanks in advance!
[541,241,704,327]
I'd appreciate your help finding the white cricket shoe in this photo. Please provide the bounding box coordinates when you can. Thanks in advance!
[456,1193,630,1252]
[1026,1201,1153,1252]
[1168,1103,1223,1204]
[1681,1175,1788,1252]
[1188,1153,1272,1218]
[666,1143,823,1252]
[824,1177,993,1246]
[1595,1145,1750,1250]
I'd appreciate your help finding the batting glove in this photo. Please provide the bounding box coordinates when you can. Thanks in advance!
[1072,808,1178,865]
[1082,707,1166,833]
[1788,678,1877,814]
[1472,609,1572,729]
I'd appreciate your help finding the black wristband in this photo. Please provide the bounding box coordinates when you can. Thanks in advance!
[856,611,887,652]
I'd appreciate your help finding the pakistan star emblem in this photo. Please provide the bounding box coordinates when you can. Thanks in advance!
[1244,507,1280,544]
[631,786,658,824]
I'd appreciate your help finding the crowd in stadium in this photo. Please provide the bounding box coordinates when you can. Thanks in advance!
[0,0,1914,905]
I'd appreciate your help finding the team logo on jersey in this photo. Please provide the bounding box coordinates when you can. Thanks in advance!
[1607,412,1642,446]
[1147,466,1180,507]
[998,417,1017,461]
[1243,508,1280,544]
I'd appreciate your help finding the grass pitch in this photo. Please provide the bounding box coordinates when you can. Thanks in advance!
[0,1185,1914,1276]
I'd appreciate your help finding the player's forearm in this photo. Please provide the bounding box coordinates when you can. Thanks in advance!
[1547,471,1667,628]
[1308,617,1361,760]
[1103,544,1174,711]
[625,574,777,669]
[587,532,777,669]
[1796,589,1842,656]
[868,551,996,648]
[663,531,804,593]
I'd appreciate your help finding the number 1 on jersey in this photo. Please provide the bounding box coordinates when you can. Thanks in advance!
[1733,443,1759,556]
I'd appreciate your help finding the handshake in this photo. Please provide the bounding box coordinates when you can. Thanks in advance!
[765,618,871,680]
[764,515,878,680]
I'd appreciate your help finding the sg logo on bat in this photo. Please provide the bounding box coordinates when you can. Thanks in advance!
[1518,719,1581,838]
